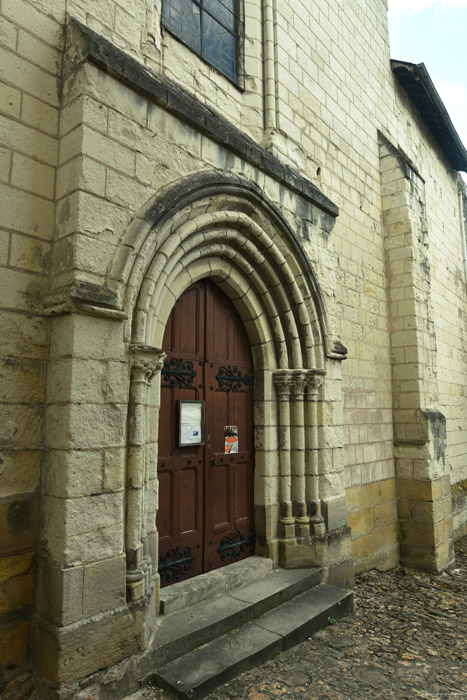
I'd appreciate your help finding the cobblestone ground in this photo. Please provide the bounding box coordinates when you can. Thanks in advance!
[131,536,467,700]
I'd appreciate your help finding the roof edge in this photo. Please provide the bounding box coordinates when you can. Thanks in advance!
[391,59,467,173]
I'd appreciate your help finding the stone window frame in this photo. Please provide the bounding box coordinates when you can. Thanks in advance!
[161,0,245,88]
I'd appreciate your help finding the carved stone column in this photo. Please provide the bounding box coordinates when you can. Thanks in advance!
[127,344,165,600]
[273,370,295,538]
[305,372,325,535]
[290,370,309,537]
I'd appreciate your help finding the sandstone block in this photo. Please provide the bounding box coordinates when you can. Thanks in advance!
[0,619,29,665]
[348,506,374,537]
[352,522,398,562]
[32,603,147,684]
[346,478,396,514]
[0,551,34,614]
[83,555,126,616]
[36,560,83,626]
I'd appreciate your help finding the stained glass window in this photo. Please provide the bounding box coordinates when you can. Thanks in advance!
[162,0,239,84]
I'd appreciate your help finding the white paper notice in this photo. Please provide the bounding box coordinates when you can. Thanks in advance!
[180,402,203,445]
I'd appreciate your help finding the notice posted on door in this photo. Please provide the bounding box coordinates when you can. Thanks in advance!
[224,425,238,454]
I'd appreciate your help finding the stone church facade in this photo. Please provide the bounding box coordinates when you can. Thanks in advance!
[1,0,467,697]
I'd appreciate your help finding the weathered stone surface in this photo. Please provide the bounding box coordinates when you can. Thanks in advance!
[1,0,467,693]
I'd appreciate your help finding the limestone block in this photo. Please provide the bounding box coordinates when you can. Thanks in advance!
[322,494,349,530]
[0,356,45,403]
[43,449,104,499]
[107,108,150,151]
[0,311,49,359]
[2,0,64,47]
[0,79,21,122]
[0,404,42,450]
[22,93,59,137]
[10,234,51,274]
[201,135,228,169]
[45,402,127,450]
[81,125,135,175]
[0,147,10,186]
[102,449,125,495]
[56,190,130,244]
[106,169,153,211]
[18,28,61,75]
[36,560,83,626]
[47,524,124,568]
[0,450,41,498]
[0,14,17,52]
[49,314,126,361]
[43,491,124,542]
[56,155,106,200]
[85,63,148,125]
[0,44,59,107]
[47,357,128,405]
[83,554,126,616]
[0,493,40,556]
[0,181,55,238]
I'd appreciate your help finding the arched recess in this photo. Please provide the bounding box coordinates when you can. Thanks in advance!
[114,173,346,603]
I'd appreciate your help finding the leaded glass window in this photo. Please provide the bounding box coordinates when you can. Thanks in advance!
[162,0,239,84]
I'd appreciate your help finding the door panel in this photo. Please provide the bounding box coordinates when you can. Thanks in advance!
[157,280,254,586]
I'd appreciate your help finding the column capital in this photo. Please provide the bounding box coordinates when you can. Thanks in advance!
[289,369,308,397]
[305,371,324,396]
[273,369,294,396]
[130,344,166,384]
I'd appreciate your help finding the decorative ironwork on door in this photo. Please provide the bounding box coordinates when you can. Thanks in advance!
[217,531,256,562]
[161,357,197,388]
[216,365,253,391]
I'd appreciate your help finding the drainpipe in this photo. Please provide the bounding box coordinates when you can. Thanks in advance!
[262,0,276,133]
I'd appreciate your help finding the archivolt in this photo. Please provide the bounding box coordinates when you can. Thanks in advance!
[107,173,335,370]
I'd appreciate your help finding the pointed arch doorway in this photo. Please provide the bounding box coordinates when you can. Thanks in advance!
[157,280,255,587]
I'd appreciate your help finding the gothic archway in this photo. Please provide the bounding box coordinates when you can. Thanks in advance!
[115,173,347,605]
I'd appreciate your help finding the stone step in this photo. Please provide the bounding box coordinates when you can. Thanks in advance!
[154,584,353,699]
[159,556,274,616]
[153,566,324,667]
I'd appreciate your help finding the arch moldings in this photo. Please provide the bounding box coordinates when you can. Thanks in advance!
[107,172,345,364]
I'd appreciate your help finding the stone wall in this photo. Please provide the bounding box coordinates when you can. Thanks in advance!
[0,0,62,672]
[1,0,467,694]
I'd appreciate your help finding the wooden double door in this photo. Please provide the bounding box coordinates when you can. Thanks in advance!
[157,280,255,587]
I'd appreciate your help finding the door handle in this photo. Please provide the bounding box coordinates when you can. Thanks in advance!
[210,458,217,466]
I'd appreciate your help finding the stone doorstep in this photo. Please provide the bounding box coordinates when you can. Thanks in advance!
[153,584,353,700]
[159,556,275,616]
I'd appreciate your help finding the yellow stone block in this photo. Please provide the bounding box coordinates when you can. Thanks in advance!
[0,619,29,665]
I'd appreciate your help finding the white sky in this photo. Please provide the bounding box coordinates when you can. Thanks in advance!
[387,0,467,175]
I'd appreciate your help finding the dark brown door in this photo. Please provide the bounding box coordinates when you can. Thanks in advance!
[157,280,255,587]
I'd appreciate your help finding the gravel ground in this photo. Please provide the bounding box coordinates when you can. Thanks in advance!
[130,535,467,700]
